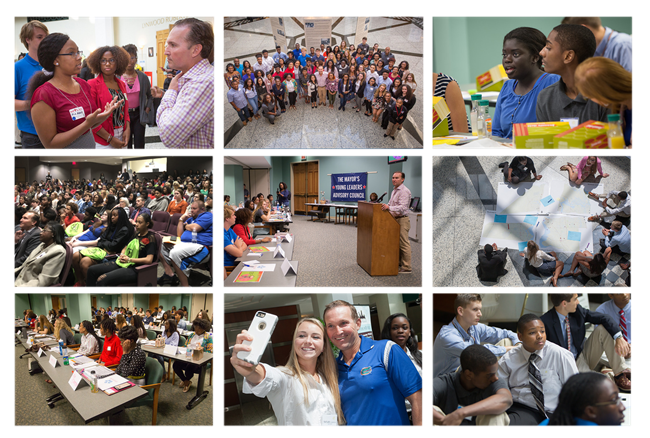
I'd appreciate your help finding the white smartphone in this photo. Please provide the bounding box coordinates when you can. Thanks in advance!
[237,311,279,366]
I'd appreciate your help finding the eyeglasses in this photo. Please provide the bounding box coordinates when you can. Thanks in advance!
[100,58,116,65]
[58,51,82,57]
[592,396,625,407]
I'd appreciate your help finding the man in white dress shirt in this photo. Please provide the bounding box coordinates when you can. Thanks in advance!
[497,314,578,425]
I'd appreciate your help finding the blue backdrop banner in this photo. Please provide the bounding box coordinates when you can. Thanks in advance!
[331,173,367,201]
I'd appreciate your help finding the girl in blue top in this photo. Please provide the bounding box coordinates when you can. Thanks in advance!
[492,27,560,139]
[363,77,378,117]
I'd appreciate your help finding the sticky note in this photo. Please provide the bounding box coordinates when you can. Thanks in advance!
[494,214,507,223]
[540,195,555,207]
[523,215,537,226]
[568,231,581,242]
[518,241,528,252]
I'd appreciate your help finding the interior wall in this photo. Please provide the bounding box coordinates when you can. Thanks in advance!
[224,165,244,205]
[15,294,31,319]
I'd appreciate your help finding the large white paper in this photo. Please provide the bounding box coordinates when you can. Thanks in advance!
[98,374,129,391]
[241,264,276,272]
[163,344,177,355]
[496,182,550,215]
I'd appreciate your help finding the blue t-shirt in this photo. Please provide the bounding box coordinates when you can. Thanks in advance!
[539,418,597,426]
[78,225,105,242]
[15,54,42,134]
[492,73,560,139]
[224,228,239,266]
[336,336,422,425]
[181,211,214,246]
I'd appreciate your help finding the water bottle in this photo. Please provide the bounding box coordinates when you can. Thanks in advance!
[607,114,625,149]
[477,100,490,139]
[470,93,482,135]
[277,202,280,211]
[192,231,197,243]
[90,370,99,393]
[58,339,64,356]
[63,347,69,366]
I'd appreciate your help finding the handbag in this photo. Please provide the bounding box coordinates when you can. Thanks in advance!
[155,334,165,347]
[192,346,204,361]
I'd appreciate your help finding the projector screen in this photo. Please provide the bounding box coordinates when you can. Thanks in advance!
[129,158,167,173]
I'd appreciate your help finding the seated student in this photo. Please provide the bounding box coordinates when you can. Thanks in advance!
[497,313,578,425]
[476,243,508,282]
[561,156,609,186]
[97,318,123,367]
[37,315,54,334]
[79,206,97,230]
[519,241,564,287]
[434,345,513,426]
[541,294,630,392]
[223,205,248,266]
[125,311,133,324]
[15,210,42,268]
[77,320,101,355]
[173,318,213,393]
[541,372,625,425]
[252,200,271,237]
[595,294,630,355]
[575,57,632,146]
[115,314,127,331]
[150,319,179,382]
[142,309,154,325]
[601,221,630,257]
[499,156,542,184]
[492,28,560,139]
[174,310,189,331]
[115,325,146,386]
[434,294,520,377]
[560,251,608,279]
[54,319,75,346]
[15,223,66,287]
[131,315,147,340]
[233,208,272,245]
[63,202,81,229]
[588,191,630,227]
[536,24,608,125]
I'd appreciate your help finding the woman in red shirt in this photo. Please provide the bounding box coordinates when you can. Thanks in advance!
[97,319,122,366]
[233,208,271,245]
[167,189,188,215]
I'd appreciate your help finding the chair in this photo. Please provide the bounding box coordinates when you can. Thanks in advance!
[118,232,162,287]
[170,336,187,385]
[50,244,73,287]
[335,206,347,224]
[151,211,170,233]
[146,330,157,340]
[67,332,83,349]
[88,338,104,360]
[161,213,182,237]
[346,207,357,225]
[127,357,163,425]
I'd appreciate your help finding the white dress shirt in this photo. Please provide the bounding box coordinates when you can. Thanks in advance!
[497,341,578,413]
[242,364,338,425]
[78,333,99,355]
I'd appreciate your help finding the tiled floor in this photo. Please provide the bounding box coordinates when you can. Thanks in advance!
[432,156,631,287]
[223,17,423,149]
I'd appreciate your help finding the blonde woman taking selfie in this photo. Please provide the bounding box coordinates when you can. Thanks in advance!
[231,317,345,425]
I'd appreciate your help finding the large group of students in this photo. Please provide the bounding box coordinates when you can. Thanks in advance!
[15,168,213,287]
[226,39,418,140]
[22,304,213,396]
[434,293,630,426]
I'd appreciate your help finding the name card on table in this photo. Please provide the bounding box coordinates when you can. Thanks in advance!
[281,258,297,276]
[37,348,44,357]
[16,330,20,336]
[273,244,286,259]
[163,344,177,355]
[49,354,59,368]
[68,370,87,391]
[178,347,187,355]
[75,324,79,330]
[285,234,293,243]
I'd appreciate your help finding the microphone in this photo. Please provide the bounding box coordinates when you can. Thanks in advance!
[376,192,387,203]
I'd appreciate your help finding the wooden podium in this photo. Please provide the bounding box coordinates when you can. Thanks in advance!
[357,201,399,276]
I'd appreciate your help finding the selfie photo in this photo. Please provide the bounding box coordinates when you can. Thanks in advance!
[225,293,422,425]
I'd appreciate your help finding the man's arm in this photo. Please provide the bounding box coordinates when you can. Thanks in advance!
[441,388,512,425]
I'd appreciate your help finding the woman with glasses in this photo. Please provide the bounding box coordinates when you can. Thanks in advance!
[27,33,122,148]
[87,46,131,149]
[121,44,152,149]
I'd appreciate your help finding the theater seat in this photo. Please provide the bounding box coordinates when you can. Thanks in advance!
[151,211,170,233]
[118,232,162,287]
[161,213,182,237]
[50,244,73,287]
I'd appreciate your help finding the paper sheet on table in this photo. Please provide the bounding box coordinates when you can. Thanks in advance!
[244,253,262,257]
[242,264,276,272]
[98,374,129,391]
[243,260,260,266]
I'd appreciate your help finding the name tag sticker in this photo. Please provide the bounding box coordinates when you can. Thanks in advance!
[360,366,372,376]
[107,346,111,351]
[322,415,337,426]
[69,106,86,121]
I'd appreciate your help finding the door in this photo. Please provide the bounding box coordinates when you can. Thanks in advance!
[156,28,171,88]
[149,294,159,310]
[92,297,97,308]
[71,169,79,181]
[15,167,26,184]
[291,161,319,214]
[51,296,60,311]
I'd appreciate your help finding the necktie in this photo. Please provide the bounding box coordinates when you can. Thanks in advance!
[619,309,628,342]
[565,317,572,351]
[528,353,547,418]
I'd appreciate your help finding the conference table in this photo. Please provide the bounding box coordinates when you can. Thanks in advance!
[225,259,299,287]
[14,328,148,427]
[235,235,295,262]
[260,211,293,234]
[304,202,358,224]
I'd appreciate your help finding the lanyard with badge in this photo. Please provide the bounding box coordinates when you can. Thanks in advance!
[53,83,93,134]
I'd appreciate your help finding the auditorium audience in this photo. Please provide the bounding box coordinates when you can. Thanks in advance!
[15,165,213,287]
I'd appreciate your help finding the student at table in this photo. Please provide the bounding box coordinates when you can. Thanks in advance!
[151,319,179,382]
[116,314,127,331]
[77,320,100,355]
[132,315,147,340]
[54,319,75,345]
[252,200,271,238]
[175,310,189,331]
[97,318,123,367]
[233,208,272,245]
[116,326,146,386]
[433,72,469,132]
[37,315,54,334]
[224,206,246,268]
[26,311,37,329]
[143,309,154,325]
[173,318,213,393]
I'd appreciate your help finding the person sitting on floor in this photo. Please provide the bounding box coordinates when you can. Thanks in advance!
[560,251,608,280]
[595,293,630,360]
[601,220,630,259]
[498,156,542,184]
[588,191,630,227]
[519,240,564,287]
[476,243,508,282]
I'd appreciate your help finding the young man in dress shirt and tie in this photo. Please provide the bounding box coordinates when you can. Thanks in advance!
[541,294,631,392]
[497,314,578,425]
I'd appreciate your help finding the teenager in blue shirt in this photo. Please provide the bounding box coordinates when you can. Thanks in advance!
[492,27,560,139]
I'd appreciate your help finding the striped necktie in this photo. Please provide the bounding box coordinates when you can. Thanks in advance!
[565,317,572,351]
[528,353,547,418]
[619,309,628,342]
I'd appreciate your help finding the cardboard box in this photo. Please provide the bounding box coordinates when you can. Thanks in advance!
[553,120,609,149]
[432,96,450,137]
[513,122,571,149]
[476,65,508,92]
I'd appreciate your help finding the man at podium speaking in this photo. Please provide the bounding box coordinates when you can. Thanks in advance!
[381,172,412,274]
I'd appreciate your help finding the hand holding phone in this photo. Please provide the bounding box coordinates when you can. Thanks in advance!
[236,311,278,366]
[230,330,256,374]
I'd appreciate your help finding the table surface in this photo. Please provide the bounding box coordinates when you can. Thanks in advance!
[140,343,213,366]
[305,202,359,208]
[225,260,299,287]
[236,236,295,261]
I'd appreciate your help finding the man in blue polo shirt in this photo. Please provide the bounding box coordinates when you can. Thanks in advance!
[324,300,422,425]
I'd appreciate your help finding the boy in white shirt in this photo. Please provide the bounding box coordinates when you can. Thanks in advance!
[497,314,578,425]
